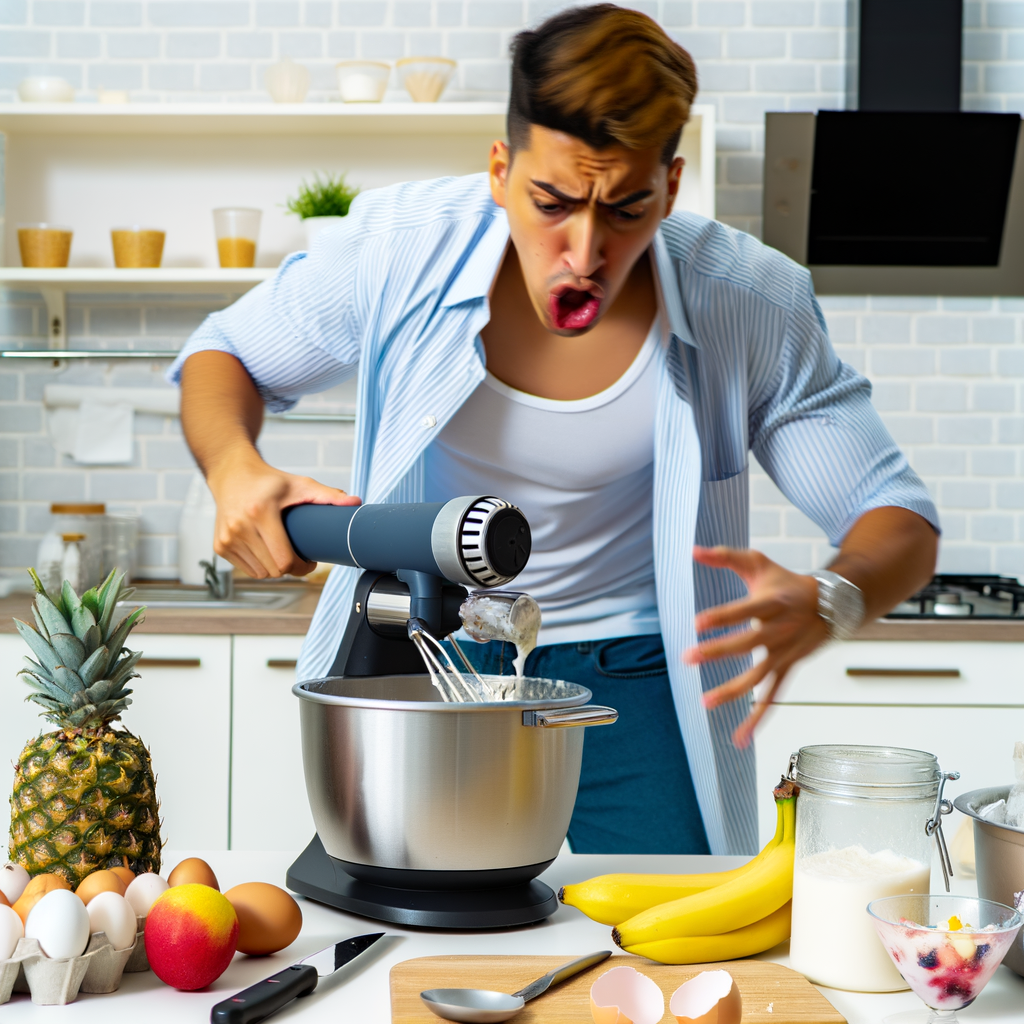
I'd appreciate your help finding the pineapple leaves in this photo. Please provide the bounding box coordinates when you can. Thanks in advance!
[108,649,142,689]
[52,665,86,697]
[78,645,110,685]
[48,633,86,672]
[34,591,72,639]
[14,619,63,674]
[105,607,146,664]
[31,604,50,641]
[18,664,73,704]
[97,569,130,639]
[15,568,147,732]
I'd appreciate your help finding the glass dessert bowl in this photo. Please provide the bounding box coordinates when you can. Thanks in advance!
[867,894,1022,1024]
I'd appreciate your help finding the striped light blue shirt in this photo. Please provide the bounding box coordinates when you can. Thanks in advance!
[170,173,939,856]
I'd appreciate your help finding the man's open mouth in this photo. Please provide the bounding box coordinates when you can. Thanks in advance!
[549,288,601,331]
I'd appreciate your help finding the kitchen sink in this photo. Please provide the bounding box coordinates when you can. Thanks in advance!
[117,586,303,611]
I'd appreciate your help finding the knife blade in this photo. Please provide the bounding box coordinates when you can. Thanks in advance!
[210,932,386,1024]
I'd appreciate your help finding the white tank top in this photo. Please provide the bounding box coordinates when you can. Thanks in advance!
[424,320,661,645]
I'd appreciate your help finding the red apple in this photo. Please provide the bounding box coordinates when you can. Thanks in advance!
[145,883,238,990]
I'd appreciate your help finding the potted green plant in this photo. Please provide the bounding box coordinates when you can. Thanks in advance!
[286,173,360,249]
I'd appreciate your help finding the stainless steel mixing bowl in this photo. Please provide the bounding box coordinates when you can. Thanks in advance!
[954,786,1024,977]
[293,675,617,877]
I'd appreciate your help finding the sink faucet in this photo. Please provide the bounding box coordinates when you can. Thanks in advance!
[200,559,235,601]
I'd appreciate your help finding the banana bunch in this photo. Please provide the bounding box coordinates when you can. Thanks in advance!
[559,779,796,965]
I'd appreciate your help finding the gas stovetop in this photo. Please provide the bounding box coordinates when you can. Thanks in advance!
[886,574,1024,619]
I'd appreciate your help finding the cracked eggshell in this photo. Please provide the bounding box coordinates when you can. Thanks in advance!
[591,965,665,1024]
[669,970,742,1024]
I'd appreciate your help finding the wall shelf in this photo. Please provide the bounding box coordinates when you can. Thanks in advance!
[0,102,508,137]
[0,267,272,346]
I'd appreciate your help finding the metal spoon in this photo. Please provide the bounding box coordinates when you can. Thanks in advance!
[420,950,611,1023]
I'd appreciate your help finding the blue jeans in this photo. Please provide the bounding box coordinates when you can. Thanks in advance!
[448,634,710,855]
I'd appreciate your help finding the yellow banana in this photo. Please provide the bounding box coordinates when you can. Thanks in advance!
[612,780,796,947]
[559,785,788,926]
[623,900,792,964]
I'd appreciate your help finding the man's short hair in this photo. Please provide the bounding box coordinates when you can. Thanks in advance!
[508,4,698,165]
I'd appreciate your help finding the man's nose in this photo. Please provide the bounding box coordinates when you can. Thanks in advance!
[564,209,604,281]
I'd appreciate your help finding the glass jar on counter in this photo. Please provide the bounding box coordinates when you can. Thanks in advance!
[788,744,958,993]
[103,511,140,582]
[49,503,105,590]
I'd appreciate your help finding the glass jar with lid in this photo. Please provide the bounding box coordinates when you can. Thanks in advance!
[50,503,105,590]
[788,744,958,993]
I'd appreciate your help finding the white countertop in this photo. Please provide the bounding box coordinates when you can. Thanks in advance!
[3,849,1022,1022]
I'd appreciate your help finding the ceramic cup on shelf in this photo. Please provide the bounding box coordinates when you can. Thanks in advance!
[18,223,73,268]
[213,208,261,268]
[18,76,75,102]
[395,57,457,102]
[111,227,165,268]
[266,58,310,103]
[335,61,390,102]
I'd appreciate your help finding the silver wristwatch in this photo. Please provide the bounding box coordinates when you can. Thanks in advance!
[807,569,865,641]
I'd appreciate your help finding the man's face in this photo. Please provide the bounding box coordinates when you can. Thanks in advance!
[489,125,683,335]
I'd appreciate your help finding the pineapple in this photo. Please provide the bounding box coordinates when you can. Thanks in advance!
[9,569,161,887]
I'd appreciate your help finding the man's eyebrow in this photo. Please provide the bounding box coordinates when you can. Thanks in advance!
[602,189,653,209]
[530,180,653,208]
[531,180,586,204]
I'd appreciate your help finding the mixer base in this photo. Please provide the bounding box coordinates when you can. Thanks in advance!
[285,835,560,929]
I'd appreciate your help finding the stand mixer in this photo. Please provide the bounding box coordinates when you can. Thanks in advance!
[279,495,616,928]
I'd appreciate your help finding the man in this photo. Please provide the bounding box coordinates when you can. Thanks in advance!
[172,5,938,857]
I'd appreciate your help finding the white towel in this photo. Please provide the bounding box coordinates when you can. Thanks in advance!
[72,400,135,464]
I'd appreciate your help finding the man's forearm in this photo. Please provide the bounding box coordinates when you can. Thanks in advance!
[180,351,266,481]
[827,507,938,622]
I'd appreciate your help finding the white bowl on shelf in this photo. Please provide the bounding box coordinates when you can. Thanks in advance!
[395,57,456,102]
[335,61,390,103]
[19,76,75,103]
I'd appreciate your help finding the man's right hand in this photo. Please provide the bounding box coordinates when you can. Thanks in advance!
[207,455,360,579]
[179,350,361,580]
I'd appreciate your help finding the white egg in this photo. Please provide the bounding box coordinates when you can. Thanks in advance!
[87,891,137,951]
[0,862,30,904]
[25,889,90,960]
[0,904,24,961]
[124,872,169,918]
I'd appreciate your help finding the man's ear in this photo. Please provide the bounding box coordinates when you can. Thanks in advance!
[663,155,684,218]
[489,140,511,209]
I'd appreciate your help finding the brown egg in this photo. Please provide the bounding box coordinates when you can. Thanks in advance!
[168,857,219,890]
[224,882,302,956]
[109,865,136,889]
[0,890,8,908]
[75,869,127,905]
[12,873,71,924]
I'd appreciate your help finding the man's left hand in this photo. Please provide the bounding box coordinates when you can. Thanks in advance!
[684,545,829,749]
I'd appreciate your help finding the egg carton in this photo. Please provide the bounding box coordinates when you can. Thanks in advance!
[0,931,137,1005]
[124,915,150,973]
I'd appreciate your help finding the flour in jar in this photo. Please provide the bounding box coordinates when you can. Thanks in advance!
[790,845,931,992]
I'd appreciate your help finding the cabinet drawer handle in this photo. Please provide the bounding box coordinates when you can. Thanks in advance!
[137,657,201,669]
[846,667,961,678]
[267,659,298,669]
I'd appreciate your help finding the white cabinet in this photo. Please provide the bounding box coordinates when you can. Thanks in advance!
[1,631,232,852]
[118,635,232,851]
[229,635,314,851]
[754,640,1024,848]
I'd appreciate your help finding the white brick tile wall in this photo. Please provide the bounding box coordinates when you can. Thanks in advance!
[2,1,1024,582]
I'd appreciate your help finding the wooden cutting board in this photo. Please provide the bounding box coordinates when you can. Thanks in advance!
[390,955,846,1024]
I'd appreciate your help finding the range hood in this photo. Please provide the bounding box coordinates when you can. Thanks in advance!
[763,0,1024,295]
